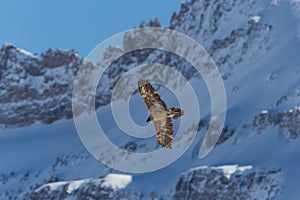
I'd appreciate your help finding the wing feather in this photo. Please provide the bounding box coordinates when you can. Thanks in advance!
[138,79,167,110]
[154,117,174,148]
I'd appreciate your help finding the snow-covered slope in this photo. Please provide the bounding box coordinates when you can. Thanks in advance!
[1,0,300,199]
[29,174,134,200]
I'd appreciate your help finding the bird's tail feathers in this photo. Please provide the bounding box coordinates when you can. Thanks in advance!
[167,107,184,119]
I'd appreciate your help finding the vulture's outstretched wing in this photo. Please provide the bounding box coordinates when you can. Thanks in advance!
[154,117,174,148]
[138,79,167,110]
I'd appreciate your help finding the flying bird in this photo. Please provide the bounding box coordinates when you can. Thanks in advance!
[138,79,184,148]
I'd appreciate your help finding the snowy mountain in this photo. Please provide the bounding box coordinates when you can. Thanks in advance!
[1,0,300,199]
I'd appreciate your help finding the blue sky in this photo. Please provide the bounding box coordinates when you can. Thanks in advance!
[0,0,183,57]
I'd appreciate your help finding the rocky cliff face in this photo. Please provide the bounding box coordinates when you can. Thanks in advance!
[170,0,273,74]
[253,107,300,140]
[174,166,281,200]
[0,44,131,128]
[0,44,83,127]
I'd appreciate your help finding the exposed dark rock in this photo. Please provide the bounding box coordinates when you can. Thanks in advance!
[253,108,300,140]
[174,166,281,200]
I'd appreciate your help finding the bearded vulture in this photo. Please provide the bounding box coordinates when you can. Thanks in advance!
[138,79,184,148]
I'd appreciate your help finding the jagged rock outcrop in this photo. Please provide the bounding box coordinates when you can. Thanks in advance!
[0,44,83,127]
[174,165,281,200]
[170,0,273,74]
[253,107,300,140]
[0,44,136,127]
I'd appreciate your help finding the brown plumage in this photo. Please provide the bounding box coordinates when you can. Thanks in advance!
[138,79,184,148]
